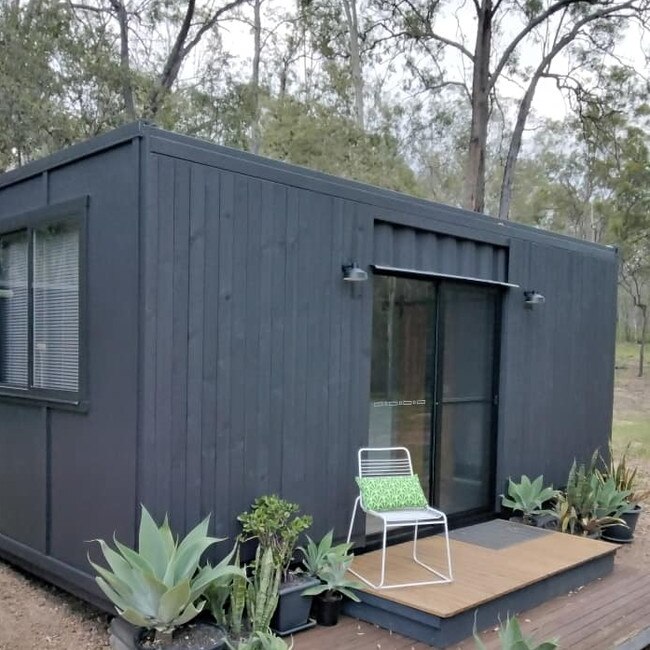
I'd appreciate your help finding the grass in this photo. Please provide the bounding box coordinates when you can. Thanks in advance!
[615,340,648,369]
[612,418,650,459]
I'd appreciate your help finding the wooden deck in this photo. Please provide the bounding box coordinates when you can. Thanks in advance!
[347,525,615,617]
[295,563,650,649]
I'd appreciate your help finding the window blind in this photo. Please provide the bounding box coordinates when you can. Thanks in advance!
[0,231,29,386]
[32,223,80,391]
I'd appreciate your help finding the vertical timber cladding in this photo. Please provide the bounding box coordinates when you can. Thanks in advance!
[497,240,618,490]
[141,153,373,544]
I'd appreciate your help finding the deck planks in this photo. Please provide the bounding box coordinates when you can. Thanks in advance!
[347,527,616,618]
[295,563,650,649]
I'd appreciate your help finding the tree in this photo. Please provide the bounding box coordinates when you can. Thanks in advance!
[373,0,649,215]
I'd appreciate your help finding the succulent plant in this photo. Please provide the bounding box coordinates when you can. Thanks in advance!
[227,631,293,649]
[298,530,354,577]
[302,554,362,602]
[501,475,558,523]
[89,506,243,643]
[474,615,558,650]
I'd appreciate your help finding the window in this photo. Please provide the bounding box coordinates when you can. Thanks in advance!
[0,199,85,404]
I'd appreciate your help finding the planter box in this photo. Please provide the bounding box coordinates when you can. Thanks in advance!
[271,575,320,635]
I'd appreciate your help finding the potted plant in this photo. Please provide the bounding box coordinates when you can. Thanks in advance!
[598,444,649,542]
[299,531,362,627]
[555,454,629,538]
[302,553,362,626]
[500,475,558,527]
[237,496,318,636]
[90,506,243,650]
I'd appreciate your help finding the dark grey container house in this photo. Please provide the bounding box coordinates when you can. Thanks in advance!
[0,122,618,606]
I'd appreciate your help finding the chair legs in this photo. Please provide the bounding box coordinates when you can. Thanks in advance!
[347,505,453,590]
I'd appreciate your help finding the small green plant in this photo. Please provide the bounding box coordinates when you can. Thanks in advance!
[238,495,312,581]
[302,554,362,602]
[89,506,242,644]
[501,475,558,524]
[556,452,630,536]
[298,530,354,577]
[474,615,558,650]
[598,443,650,506]
[227,631,293,649]
[247,546,282,634]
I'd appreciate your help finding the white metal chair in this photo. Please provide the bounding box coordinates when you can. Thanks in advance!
[346,446,453,589]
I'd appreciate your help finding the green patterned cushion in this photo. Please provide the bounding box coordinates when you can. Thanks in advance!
[356,475,428,511]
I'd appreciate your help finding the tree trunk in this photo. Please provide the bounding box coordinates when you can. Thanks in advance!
[109,0,136,120]
[250,0,262,154]
[342,0,364,129]
[498,75,539,219]
[465,0,492,213]
[639,304,647,378]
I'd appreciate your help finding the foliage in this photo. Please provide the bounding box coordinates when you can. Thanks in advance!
[500,475,558,523]
[246,546,282,635]
[298,530,354,578]
[238,495,312,581]
[302,554,362,602]
[227,631,293,650]
[597,443,650,506]
[88,506,242,642]
[474,615,558,650]
[555,452,630,536]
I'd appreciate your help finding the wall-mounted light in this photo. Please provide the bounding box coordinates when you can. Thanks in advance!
[524,290,545,308]
[342,262,368,282]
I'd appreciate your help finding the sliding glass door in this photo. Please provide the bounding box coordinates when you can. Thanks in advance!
[368,274,500,526]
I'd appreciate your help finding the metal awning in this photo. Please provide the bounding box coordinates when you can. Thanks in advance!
[371,264,520,289]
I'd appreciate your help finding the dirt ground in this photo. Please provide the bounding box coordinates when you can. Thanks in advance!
[0,346,648,649]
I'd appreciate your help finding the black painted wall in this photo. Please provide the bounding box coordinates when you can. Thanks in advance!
[0,123,618,604]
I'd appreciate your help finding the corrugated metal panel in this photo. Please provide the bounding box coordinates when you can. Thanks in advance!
[373,221,508,283]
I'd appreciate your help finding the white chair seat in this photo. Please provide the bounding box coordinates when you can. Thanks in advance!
[347,446,453,590]
[369,507,445,523]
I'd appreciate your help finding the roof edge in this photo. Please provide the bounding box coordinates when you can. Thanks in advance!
[0,121,147,190]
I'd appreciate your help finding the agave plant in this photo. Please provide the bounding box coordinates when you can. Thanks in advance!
[501,475,558,524]
[302,554,362,602]
[298,530,354,577]
[89,506,243,643]
[474,615,557,650]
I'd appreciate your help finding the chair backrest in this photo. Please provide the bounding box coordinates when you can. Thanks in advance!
[357,447,414,478]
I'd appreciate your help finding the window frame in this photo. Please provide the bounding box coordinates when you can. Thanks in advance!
[0,197,88,410]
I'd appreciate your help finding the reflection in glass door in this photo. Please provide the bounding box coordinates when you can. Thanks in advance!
[368,274,500,527]
[435,284,499,515]
[368,276,436,498]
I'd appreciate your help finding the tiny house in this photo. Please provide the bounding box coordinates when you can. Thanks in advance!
[0,123,618,605]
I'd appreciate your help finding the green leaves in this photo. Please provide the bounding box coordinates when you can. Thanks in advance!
[501,475,558,521]
[88,505,243,636]
[298,529,354,577]
[474,616,558,650]
[238,495,312,579]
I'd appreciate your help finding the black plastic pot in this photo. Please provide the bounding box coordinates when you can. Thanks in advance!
[109,618,226,650]
[271,575,320,636]
[313,593,342,627]
[602,505,642,543]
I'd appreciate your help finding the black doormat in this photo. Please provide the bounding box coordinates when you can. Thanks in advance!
[449,519,552,550]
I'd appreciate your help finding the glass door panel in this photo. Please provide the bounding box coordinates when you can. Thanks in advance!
[368,276,436,497]
[435,284,498,515]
